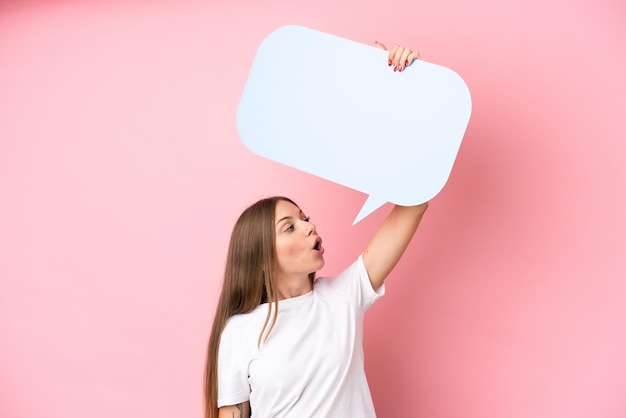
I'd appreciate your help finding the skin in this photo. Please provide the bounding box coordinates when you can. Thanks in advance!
[218,402,249,418]
[273,200,324,299]
[376,41,420,72]
[219,43,425,417]
[362,202,428,292]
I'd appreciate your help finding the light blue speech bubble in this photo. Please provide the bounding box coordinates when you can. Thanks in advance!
[237,25,471,224]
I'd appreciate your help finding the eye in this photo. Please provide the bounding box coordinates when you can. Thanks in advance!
[304,216,310,222]
[284,224,295,232]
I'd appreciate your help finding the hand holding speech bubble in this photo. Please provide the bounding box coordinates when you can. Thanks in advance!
[237,25,471,224]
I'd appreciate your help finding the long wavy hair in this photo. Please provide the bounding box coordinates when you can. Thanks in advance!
[204,196,315,418]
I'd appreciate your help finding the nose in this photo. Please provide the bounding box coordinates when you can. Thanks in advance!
[306,220,317,235]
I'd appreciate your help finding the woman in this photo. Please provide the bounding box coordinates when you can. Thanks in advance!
[205,45,426,418]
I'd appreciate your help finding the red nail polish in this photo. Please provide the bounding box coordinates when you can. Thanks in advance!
[405,60,409,66]
[393,65,397,72]
[388,59,392,66]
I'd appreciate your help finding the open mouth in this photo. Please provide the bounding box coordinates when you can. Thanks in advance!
[313,238,322,251]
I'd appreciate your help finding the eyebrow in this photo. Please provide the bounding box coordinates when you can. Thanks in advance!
[275,210,304,227]
[275,216,293,227]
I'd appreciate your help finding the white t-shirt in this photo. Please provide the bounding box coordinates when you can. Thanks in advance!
[217,255,385,417]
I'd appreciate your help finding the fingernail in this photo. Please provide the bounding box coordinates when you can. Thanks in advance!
[388,59,392,66]
[393,65,397,72]
[399,66,404,72]
[405,60,409,66]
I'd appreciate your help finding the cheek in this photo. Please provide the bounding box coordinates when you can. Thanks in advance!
[275,242,293,264]
[275,241,304,267]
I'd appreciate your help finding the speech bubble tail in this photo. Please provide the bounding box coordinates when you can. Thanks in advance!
[352,195,386,225]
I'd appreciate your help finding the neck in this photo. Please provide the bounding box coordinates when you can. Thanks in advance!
[276,274,312,300]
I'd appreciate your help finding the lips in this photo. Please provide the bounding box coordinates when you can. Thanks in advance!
[313,237,324,254]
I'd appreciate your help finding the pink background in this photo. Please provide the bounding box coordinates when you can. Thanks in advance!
[1,0,625,417]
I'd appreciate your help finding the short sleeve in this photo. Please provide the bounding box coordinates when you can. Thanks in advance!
[319,254,385,312]
[217,319,252,407]
[355,253,385,310]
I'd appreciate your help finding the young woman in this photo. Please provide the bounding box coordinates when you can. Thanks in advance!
[205,45,426,418]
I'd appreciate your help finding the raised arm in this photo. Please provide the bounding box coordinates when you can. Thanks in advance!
[362,203,428,291]
[362,43,427,291]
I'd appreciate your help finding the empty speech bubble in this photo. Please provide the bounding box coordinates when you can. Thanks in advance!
[237,25,471,224]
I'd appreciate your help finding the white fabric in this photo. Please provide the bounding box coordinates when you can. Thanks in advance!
[217,255,385,417]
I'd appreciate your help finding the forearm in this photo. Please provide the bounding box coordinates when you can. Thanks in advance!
[363,202,429,290]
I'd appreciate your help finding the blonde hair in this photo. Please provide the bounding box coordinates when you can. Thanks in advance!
[203,196,315,418]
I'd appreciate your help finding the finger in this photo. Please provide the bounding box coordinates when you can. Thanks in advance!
[398,47,412,71]
[374,40,387,50]
[405,50,421,67]
[392,45,409,71]
[389,44,400,68]
[397,47,413,71]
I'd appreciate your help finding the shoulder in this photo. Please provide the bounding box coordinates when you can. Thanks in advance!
[314,256,368,293]
[316,255,383,310]
[318,255,367,282]
[221,306,267,347]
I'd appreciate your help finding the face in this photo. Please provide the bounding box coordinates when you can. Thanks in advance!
[274,200,325,283]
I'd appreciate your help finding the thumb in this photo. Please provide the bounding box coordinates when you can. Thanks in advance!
[374,40,387,50]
